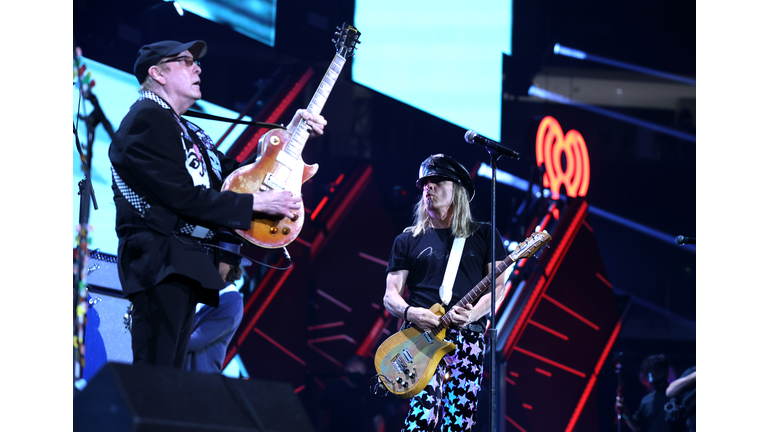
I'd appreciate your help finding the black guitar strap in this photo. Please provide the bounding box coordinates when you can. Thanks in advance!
[182,110,286,129]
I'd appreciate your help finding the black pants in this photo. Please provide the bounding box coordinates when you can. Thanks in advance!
[129,275,201,368]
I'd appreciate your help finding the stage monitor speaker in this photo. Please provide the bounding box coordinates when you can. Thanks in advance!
[74,362,315,432]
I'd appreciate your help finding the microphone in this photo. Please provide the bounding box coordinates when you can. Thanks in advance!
[675,235,695,246]
[464,130,520,159]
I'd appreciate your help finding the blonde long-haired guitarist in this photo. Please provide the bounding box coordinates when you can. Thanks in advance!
[383,154,507,431]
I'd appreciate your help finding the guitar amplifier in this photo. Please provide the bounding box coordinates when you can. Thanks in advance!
[84,250,122,295]
[78,250,132,381]
[84,291,133,382]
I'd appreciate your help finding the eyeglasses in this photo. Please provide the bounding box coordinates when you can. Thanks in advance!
[160,55,200,67]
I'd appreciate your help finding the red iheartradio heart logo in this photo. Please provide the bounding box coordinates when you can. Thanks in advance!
[535,116,590,200]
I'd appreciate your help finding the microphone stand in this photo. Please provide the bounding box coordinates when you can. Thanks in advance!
[73,117,93,385]
[487,149,502,432]
[615,352,623,432]
[477,134,520,431]
[73,64,115,385]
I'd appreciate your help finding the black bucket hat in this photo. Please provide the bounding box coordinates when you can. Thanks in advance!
[133,40,207,84]
[416,154,475,201]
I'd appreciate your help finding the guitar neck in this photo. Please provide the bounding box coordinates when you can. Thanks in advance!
[283,53,347,160]
[433,253,518,333]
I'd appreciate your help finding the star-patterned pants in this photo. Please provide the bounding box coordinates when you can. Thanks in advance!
[401,327,485,431]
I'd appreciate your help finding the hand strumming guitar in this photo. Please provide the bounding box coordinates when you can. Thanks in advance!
[408,307,441,331]
[252,189,301,219]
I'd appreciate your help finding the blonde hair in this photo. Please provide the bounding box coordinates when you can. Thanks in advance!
[406,182,475,238]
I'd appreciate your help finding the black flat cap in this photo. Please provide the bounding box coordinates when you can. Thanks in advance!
[133,40,207,84]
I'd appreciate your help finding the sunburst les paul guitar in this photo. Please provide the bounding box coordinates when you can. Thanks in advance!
[221,23,361,249]
[374,230,552,398]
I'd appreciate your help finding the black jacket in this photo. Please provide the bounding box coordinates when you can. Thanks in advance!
[108,97,253,305]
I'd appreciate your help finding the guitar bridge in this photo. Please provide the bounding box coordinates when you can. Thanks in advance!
[391,349,414,374]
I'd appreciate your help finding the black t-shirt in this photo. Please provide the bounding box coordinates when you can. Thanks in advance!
[386,222,506,328]
[633,390,671,432]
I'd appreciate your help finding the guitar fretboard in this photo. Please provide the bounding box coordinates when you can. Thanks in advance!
[282,54,347,161]
[432,253,517,334]
[426,232,549,335]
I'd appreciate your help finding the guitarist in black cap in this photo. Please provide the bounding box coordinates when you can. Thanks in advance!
[383,154,507,431]
[109,39,327,369]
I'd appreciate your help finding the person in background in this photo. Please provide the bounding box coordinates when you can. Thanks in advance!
[615,354,673,432]
[665,366,695,432]
[185,241,250,373]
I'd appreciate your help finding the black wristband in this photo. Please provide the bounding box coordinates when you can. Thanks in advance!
[404,305,412,322]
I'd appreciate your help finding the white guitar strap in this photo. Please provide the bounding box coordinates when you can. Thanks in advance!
[438,237,466,306]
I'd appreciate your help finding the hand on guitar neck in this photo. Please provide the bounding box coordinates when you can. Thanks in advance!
[286,109,327,138]
[446,303,475,328]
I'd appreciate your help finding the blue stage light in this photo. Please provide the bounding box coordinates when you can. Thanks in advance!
[553,43,695,86]
[527,86,696,143]
[553,43,586,60]
[172,1,184,16]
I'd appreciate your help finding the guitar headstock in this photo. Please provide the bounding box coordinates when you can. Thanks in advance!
[512,230,552,260]
[333,22,361,59]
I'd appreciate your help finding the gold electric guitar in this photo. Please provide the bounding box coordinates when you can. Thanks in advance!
[374,230,552,398]
[221,23,361,248]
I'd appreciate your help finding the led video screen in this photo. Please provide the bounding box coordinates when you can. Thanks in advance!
[175,0,277,47]
[352,0,512,141]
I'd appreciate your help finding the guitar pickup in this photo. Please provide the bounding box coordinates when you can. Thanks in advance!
[260,173,286,191]
[424,331,434,344]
